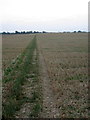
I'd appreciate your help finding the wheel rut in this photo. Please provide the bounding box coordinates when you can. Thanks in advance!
[39,50,60,118]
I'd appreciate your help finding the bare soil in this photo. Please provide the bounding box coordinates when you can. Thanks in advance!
[39,50,60,118]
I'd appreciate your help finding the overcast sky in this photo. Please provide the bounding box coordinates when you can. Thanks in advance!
[0,0,89,32]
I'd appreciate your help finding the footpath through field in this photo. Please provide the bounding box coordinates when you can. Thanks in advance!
[3,35,60,118]
[15,35,60,118]
[38,42,60,118]
[15,36,42,118]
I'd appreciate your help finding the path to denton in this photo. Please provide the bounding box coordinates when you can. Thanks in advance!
[39,48,60,118]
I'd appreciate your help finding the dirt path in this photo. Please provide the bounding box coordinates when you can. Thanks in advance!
[15,37,60,118]
[39,50,60,118]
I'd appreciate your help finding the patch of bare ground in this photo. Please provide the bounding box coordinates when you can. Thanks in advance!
[39,49,60,118]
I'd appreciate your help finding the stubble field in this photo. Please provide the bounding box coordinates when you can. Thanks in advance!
[2,34,34,70]
[37,33,88,117]
[2,33,88,118]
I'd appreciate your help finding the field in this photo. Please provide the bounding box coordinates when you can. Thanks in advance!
[2,34,34,70]
[2,33,88,118]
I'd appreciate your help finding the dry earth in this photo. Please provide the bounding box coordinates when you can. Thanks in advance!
[39,49,60,118]
[2,33,88,118]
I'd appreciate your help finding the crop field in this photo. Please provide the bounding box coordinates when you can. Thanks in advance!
[2,34,34,70]
[37,33,88,117]
[2,33,88,118]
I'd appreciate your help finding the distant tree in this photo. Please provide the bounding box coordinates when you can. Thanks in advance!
[33,31,36,33]
[2,32,6,34]
[21,31,25,34]
[34,31,39,33]
[74,31,76,33]
[78,30,81,33]
[15,31,20,34]
[29,31,33,34]
[42,31,46,33]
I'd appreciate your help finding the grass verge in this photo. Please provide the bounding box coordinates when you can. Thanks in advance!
[3,36,42,118]
[29,42,42,118]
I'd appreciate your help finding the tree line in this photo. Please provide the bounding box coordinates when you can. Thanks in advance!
[1,30,87,34]
[1,31,47,34]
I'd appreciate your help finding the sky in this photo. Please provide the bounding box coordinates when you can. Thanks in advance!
[0,0,89,32]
